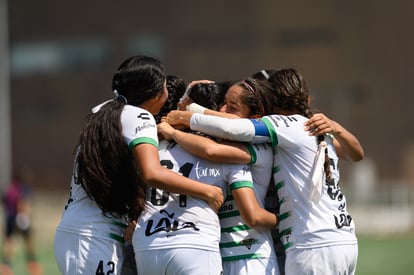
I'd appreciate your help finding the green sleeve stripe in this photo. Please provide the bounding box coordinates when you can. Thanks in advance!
[108,233,125,243]
[261,117,278,147]
[284,242,294,250]
[111,221,128,229]
[273,165,280,174]
[221,224,250,233]
[279,227,292,237]
[275,180,284,190]
[279,211,290,221]
[128,137,158,150]
[222,253,263,262]
[244,143,257,164]
[230,181,253,191]
[218,210,240,219]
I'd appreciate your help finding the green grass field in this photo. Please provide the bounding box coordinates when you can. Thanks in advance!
[4,233,414,275]
[2,193,413,274]
[356,234,414,275]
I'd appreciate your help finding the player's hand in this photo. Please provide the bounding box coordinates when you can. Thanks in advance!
[157,122,176,140]
[165,110,193,128]
[206,185,224,213]
[304,113,338,137]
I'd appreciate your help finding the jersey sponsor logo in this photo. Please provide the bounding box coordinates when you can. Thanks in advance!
[279,116,293,127]
[136,112,151,120]
[240,238,258,250]
[144,209,200,237]
[324,157,353,229]
[252,143,271,151]
[219,202,234,213]
[135,121,156,134]
[268,114,298,128]
[194,161,221,179]
[286,116,298,122]
[335,213,353,229]
[64,162,80,210]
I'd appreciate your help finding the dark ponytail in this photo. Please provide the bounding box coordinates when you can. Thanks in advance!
[269,68,333,185]
[75,55,165,220]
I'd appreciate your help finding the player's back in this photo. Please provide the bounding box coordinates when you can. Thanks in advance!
[134,140,252,253]
[263,114,356,251]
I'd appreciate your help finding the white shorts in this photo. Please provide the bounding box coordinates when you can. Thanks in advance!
[135,248,223,275]
[285,244,358,275]
[222,257,280,275]
[54,230,124,275]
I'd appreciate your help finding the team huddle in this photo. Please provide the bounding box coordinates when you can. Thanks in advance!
[53,55,364,274]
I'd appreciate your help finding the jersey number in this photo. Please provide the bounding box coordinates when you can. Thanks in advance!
[149,160,193,207]
[95,260,115,275]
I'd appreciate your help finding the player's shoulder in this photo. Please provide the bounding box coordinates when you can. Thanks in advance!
[262,114,307,127]
[123,105,153,118]
[121,105,156,127]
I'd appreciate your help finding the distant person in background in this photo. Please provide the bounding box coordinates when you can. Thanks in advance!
[1,167,43,275]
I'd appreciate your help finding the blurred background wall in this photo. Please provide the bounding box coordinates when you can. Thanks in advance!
[1,0,414,233]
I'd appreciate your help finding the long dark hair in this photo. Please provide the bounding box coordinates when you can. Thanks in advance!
[236,77,274,116]
[154,75,187,123]
[75,55,166,220]
[188,81,231,111]
[268,68,313,118]
[268,68,333,184]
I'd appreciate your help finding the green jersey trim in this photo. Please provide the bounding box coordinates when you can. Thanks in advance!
[244,143,257,164]
[221,224,250,233]
[129,137,158,150]
[218,210,240,219]
[261,117,278,147]
[108,233,125,243]
[230,181,253,191]
[222,253,264,262]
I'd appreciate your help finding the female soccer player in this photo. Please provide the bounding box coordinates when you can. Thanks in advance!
[165,68,364,274]
[159,78,280,275]
[53,55,223,274]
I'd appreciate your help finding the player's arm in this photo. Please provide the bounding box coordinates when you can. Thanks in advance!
[186,102,240,118]
[304,113,364,162]
[123,220,136,243]
[232,185,278,229]
[203,108,240,118]
[132,143,223,212]
[190,113,274,143]
[166,111,258,142]
[157,122,251,164]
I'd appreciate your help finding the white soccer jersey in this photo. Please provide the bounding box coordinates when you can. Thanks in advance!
[55,105,158,274]
[121,105,159,148]
[261,115,356,251]
[133,139,253,253]
[189,113,357,252]
[56,105,157,241]
[219,142,276,262]
[55,169,128,242]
